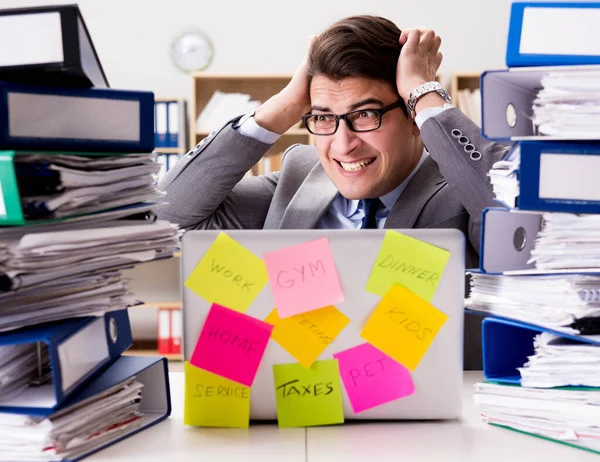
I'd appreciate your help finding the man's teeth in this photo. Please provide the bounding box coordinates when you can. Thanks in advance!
[339,158,375,172]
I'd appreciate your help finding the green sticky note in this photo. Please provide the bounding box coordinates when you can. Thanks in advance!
[273,360,344,428]
[184,362,250,428]
[184,232,268,313]
[366,230,450,301]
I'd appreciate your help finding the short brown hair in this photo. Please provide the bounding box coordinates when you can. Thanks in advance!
[307,15,407,115]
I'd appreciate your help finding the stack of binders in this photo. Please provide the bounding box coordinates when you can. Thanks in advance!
[469,2,600,454]
[0,5,175,461]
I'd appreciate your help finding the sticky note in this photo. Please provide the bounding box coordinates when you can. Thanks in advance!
[184,362,250,428]
[333,343,415,413]
[273,360,344,427]
[265,306,350,368]
[360,284,448,371]
[366,230,450,301]
[263,238,344,318]
[184,232,268,312]
[190,303,273,386]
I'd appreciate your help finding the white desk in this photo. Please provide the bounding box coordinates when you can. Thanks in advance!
[89,371,598,462]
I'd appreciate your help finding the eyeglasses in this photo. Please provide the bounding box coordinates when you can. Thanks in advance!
[302,99,405,135]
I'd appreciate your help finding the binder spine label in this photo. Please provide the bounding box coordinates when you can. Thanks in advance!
[58,317,109,393]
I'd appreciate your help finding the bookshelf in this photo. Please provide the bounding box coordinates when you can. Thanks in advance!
[450,72,482,126]
[191,73,314,175]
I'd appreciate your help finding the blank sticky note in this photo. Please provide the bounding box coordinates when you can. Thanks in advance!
[333,343,415,413]
[190,303,273,386]
[361,284,448,371]
[273,360,344,427]
[184,362,250,428]
[185,232,268,312]
[366,230,450,301]
[265,306,350,368]
[263,238,344,318]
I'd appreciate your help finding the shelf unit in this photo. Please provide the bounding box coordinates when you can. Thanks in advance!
[154,96,188,156]
[123,349,183,361]
[190,73,313,174]
[450,72,482,126]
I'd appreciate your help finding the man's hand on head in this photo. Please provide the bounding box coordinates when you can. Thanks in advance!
[396,28,443,104]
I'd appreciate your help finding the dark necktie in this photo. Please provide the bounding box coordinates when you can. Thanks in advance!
[360,198,381,229]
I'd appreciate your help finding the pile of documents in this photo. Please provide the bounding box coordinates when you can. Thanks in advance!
[0,372,144,461]
[487,145,520,209]
[465,273,600,333]
[0,4,178,459]
[518,332,600,388]
[16,153,163,220]
[474,381,600,453]
[528,213,600,270]
[532,69,600,138]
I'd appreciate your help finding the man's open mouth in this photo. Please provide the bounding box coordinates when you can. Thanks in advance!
[336,157,376,172]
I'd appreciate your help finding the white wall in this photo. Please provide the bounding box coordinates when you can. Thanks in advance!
[0,0,517,101]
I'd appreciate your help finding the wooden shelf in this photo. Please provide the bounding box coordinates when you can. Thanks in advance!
[130,301,182,310]
[191,73,314,158]
[123,349,183,361]
[195,127,307,138]
[154,147,185,154]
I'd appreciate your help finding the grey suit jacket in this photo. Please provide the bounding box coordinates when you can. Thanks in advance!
[158,107,509,370]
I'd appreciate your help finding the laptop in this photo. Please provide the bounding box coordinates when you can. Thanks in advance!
[181,229,465,420]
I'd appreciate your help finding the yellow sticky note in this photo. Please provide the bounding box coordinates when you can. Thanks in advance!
[366,230,450,301]
[184,362,250,428]
[273,360,344,428]
[184,232,268,312]
[265,306,350,368]
[360,284,448,371]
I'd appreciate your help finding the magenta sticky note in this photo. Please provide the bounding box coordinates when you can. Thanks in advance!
[190,303,273,387]
[333,343,415,413]
[263,238,344,318]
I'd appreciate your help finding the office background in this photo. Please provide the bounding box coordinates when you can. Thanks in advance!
[0,0,518,358]
[0,0,515,101]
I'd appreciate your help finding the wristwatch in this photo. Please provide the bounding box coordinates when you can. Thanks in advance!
[406,81,452,119]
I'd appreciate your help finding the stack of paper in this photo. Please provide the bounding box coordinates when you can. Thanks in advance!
[532,69,600,137]
[16,153,163,220]
[474,381,600,453]
[0,221,181,330]
[518,332,600,388]
[0,376,143,461]
[529,213,600,270]
[0,343,47,399]
[487,145,520,208]
[465,272,600,332]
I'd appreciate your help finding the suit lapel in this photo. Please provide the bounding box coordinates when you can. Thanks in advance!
[385,155,446,229]
[279,162,338,229]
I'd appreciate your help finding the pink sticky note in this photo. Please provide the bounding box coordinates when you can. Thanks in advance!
[333,343,415,413]
[190,304,273,387]
[263,238,344,318]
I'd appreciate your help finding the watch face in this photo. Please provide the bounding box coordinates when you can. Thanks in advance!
[170,30,214,73]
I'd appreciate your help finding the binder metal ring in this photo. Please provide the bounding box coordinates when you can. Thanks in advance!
[464,144,475,153]
[458,136,469,145]
[513,226,527,251]
[451,129,462,138]
[109,317,119,344]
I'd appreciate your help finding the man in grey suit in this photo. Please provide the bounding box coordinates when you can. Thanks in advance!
[158,16,508,370]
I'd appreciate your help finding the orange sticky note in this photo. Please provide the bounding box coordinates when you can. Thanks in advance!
[360,284,448,371]
[265,306,350,368]
[184,232,268,312]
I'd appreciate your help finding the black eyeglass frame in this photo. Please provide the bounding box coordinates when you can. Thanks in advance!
[301,99,405,135]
